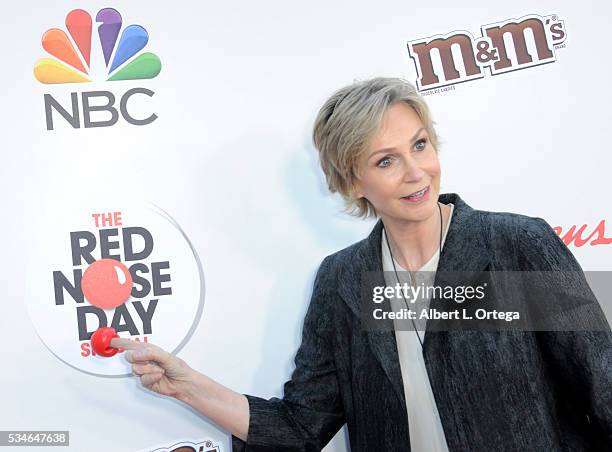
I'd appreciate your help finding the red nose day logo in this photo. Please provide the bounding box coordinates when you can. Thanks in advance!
[34,7,161,83]
[26,202,204,377]
[407,13,566,92]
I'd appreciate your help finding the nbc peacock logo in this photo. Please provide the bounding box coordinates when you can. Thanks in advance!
[34,7,161,84]
[35,7,162,130]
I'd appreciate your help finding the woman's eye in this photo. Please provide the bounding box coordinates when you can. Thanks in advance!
[376,140,426,168]
[377,157,391,168]
[414,138,427,151]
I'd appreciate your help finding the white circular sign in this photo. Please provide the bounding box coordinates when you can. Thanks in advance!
[26,197,204,377]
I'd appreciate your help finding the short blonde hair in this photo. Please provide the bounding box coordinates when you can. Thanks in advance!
[312,77,440,219]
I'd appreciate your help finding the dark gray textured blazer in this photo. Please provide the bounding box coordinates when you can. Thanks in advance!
[232,192,611,451]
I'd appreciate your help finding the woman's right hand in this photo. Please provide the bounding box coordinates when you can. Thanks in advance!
[110,338,195,400]
[111,338,250,441]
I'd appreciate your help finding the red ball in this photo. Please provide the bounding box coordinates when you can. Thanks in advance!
[82,258,133,309]
[91,327,120,357]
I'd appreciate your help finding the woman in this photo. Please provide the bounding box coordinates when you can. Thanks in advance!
[114,77,612,451]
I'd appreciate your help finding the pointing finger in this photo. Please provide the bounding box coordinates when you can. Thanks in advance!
[110,338,146,351]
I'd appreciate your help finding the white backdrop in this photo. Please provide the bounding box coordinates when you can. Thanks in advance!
[2,1,610,451]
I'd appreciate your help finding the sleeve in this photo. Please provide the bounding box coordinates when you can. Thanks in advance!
[231,255,346,451]
[520,217,612,448]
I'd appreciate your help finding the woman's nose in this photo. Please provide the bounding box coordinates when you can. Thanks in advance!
[401,157,425,181]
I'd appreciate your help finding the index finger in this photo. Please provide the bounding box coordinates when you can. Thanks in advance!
[110,338,147,350]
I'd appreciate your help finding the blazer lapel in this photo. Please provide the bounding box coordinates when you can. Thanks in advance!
[336,192,492,406]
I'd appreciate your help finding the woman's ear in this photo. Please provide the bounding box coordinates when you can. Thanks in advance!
[350,181,363,200]
[350,167,365,199]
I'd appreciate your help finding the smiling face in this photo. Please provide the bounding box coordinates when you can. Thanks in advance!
[352,101,441,224]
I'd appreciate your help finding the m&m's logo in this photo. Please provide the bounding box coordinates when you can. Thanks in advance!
[34,7,161,84]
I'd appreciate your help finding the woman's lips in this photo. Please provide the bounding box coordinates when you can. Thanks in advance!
[401,185,430,203]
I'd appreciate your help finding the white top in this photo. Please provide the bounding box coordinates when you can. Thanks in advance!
[380,202,454,452]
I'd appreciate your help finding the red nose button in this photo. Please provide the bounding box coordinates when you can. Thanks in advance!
[91,327,120,357]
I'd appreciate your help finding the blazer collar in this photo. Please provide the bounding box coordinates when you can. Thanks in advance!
[336,192,492,406]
